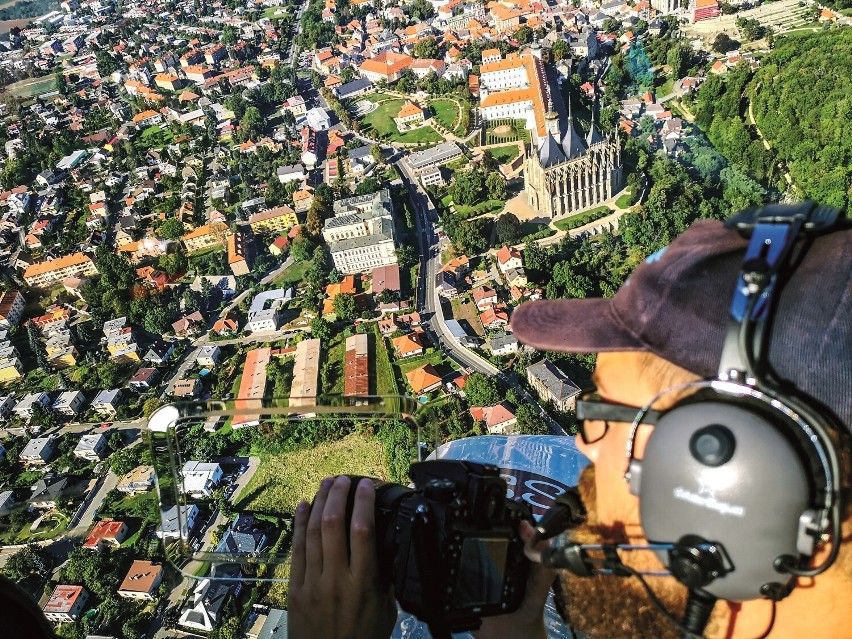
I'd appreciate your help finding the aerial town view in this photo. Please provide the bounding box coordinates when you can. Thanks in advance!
[0,0,848,633]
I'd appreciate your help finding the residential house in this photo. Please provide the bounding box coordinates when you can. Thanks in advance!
[358,51,413,83]
[215,514,267,554]
[504,267,527,288]
[157,503,199,540]
[129,367,160,391]
[0,291,25,328]
[74,433,109,461]
[118,560,164,601]
[196,344,222,368]
[19,436,56,465]
[392,333,424,359]
[435,270,458,298]
[470,402,517,434]
[117,465,155,494]
[181,461,223,498]
[43,585,89,623]
[181,222,231,253]
[248,206,298,235]
[29,476,68,509]
[212,317,239,336]
[370,264,400,297]
[92,389,124,416]
[23,252,98,288]
[228,228,254,276]
[394,101,425,130]
[82,518,128,550]
[0,358,23,383]
[344,333,369,397]
[406,364,442,395]
[144,341,176,365]
[0,395,13,420]
[0,490,15,513]
[527,359,582,412]
[496,246,523,274]
[472,285,498,311]
[178,565,242,632]
[14,392,52,421]
[172,378,202,398]
[480,306,509,330]
[276,163,306,184]
[172,311,205,336]
[489,331,518,356]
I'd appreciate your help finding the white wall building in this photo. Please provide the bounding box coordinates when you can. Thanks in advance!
[322,190,397,274]
[181,461,223,498]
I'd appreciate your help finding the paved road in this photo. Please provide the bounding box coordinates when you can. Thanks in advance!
[395,159,564,435]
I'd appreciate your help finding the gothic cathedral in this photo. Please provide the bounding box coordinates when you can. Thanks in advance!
[523,101,624,219]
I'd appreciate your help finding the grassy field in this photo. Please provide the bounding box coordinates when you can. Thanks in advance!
[520,221,555,240]
[2,75,56,98]
[361,98,405,136]
[273,260,310,286]
[429,98,459,131]
[656,76,675,98]
[553,206,612,231]
[323,330,345,395]
[488,144,522,165]
[360,92,395,103]
[372,327,398,396]
[449,298,485,336]
[238,433,390,516]
[140,125,174,148]
[615,190,633,209]
[393,125,443,145]
[263,5,289,18]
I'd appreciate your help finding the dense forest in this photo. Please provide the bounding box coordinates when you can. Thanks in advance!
[696,30,852,211]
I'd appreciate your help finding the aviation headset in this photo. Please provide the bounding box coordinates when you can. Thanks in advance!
[624,202,846,603]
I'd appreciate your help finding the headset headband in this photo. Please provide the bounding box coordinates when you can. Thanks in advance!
[719,201,842,384]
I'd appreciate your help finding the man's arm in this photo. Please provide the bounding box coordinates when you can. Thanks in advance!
[289,476,398,639]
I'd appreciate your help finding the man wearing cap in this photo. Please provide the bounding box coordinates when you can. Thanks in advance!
[289,214,852,639]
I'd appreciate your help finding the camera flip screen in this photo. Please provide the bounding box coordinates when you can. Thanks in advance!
[147,396,420,583]
[455,537,510,608]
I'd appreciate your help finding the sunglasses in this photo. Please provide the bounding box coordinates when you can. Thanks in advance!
[575,386,661,445]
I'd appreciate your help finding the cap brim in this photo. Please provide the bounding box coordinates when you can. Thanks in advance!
[511,298,645,353]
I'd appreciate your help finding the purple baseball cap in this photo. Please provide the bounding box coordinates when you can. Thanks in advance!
[511,219,852,427]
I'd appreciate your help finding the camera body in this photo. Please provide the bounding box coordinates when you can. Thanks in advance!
[364,460,533,633]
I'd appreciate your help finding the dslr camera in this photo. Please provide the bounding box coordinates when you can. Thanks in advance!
[350,460,533,635]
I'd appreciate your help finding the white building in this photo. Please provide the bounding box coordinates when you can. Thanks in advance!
[14,392,52,421]
[0,291,25,328]
[19,435,56,465]
[157,503,199,539]
[74,433,108,461]
[181,461,223,498]
[53,390,86,417]
[305,106,331,131]
[322,190,397,274]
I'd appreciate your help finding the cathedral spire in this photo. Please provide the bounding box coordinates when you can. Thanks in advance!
[562,91,586,159]
[545,94,560,137]
[587,87,603,146]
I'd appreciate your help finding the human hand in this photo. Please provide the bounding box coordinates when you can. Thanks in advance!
[472,520,556,639]
[289,476,398,639]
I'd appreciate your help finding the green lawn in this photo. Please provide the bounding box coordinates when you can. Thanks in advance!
[263,5,289,18]
[488,144,522,165]
[429,99,460,131]
[238,433,390,516]
[656,76,675,98]
[273,260,310,285]
[372,326,398,396]
[520,221,555,241]
[3,75,57,98]
[361,98,405,137]
[393,125,443,145]
[139,125,175,148]
[361,92,395,103]
[454,199,506,218]
[553,206,612,232]
[615,190,634,209]
[323,331,345,395]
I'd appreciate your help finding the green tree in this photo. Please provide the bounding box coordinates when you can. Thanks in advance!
[551,40,569,62]
[666,43,690,79]
[31,403,58,431]
[464,373,501,406]
[495,212,521,245]
[158,217,185,240]
[485,171,507,201]
[2,545,48,583]
[144,304,174,334]
[450,169,484,206]
[515,25,533,44]
[143,397,163,419]
[26,322,48,369]
[515,403,549,435]
[311,317,331,342]
[332,292,357,321]
[712,32,738,54]
[413,38,439,60]
[240,106,263,140]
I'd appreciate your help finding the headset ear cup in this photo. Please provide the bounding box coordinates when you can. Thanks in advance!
[637,400,811,602]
